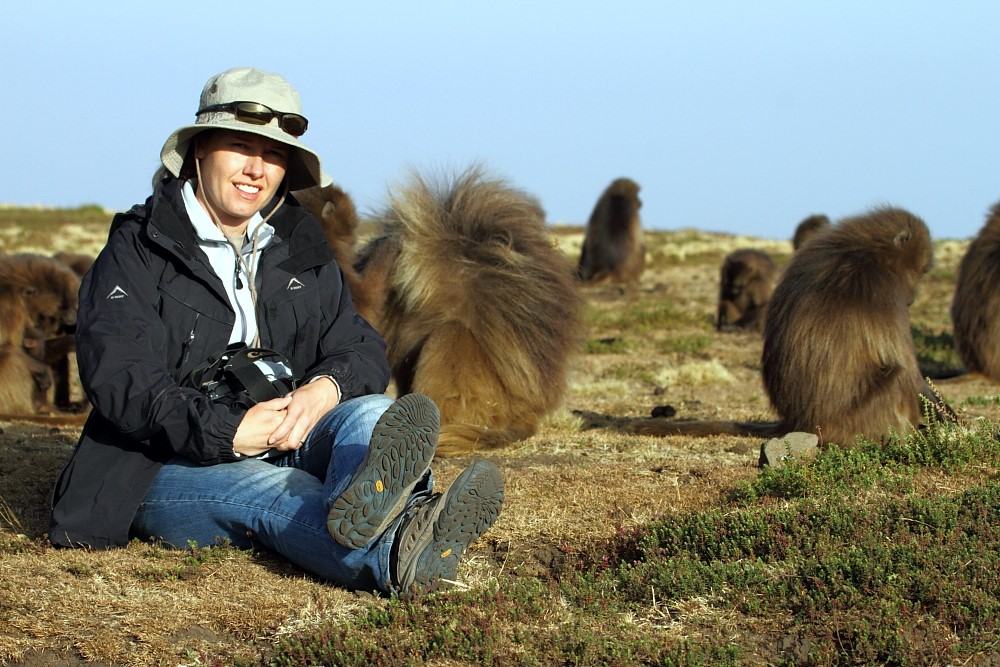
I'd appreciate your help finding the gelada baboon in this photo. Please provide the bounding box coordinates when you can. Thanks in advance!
[347,166,583,456]
[54,252,95,278]
[292,183,362,289]
[950,201,1000,382]
[716,248,777,332]
[629,206,955,446]
[577,177,645,288]
[51,253,93,407]
[0,282,51,415]
[292,182,398,327]
[0,254,80,342]
[0,254,82,412]
[792,213,830,250]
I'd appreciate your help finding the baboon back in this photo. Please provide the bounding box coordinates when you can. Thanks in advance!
[578,178,645,285]
[763,206,942,444]
[951,202,1000,381]
[716,248,777,332]
[363,167,583,454]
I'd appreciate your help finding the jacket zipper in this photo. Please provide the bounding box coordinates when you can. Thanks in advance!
[181,313,201,366]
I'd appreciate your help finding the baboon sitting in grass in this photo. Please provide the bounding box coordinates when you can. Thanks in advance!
[0,253,82,414]
[627,206,955,446]
[0,281,51,415]
[716,248,777,332]
[577,177,645,289]
[329,166,583,456]
[950,201,1000,383]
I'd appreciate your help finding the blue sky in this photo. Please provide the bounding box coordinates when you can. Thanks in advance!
[3,1,998,241]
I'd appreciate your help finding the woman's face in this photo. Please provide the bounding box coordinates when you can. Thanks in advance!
[194,130,289,230]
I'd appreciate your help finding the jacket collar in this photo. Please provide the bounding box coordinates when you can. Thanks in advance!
[146,177,333,275]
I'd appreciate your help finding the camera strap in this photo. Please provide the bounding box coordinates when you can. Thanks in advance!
[186,343,296,409]
[223,347,287,403]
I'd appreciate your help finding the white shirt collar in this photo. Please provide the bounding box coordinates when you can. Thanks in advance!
[181,180,274,249]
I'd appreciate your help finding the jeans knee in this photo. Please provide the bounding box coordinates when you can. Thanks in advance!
[313,393,394,443]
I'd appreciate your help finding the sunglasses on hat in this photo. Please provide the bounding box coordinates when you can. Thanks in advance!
[198,101,308,137]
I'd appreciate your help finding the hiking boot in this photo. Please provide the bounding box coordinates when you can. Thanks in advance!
[392,459,504,596]
[327,393,440,549]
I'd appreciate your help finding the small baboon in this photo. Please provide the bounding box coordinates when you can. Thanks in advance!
[950,201,1000,382]
[348,166,583,456]
[577,177,645,288]
[627,206,955,446]
[0,254,82,412]
[293,183,362,286]
[716,248,777,332]
[792,214,830,250]
[51,253,93,407]
[0,254,80,341]
[53,252,95,278]
[293,183,397,325]
[350,233,401,331]
[0,346,45,415]
[0,282,52,415]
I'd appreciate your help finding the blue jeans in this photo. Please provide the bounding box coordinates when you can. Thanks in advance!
[131,394,431,593]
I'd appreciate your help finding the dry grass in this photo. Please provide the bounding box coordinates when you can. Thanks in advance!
[1,219,996,666]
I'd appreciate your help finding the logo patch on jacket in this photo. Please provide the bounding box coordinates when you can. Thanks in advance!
[287,277,305,291]
[106,285,129,300]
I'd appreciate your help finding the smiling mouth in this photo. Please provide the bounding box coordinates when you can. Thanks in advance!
[235,184,261,194]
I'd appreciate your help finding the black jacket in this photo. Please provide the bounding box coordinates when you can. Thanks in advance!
[49,177,390,548]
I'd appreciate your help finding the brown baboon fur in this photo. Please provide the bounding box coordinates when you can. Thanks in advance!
[350,234,401,331]
[292,183,397,325]
[0,347,43,415]
[716,248,777,332]
[51,253,92,407]
[292,184,361,284]
[0,254,82,412]
[950,201,1000,382]
[354,167,583,456]
[792,214,831,250]
[577,177,645,287]
[0,282,52,415]
[628,206,955,446]
[0,254,80,341]
[53,252,95,278]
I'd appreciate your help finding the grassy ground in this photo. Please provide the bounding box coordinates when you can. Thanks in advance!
[0,207,997,666]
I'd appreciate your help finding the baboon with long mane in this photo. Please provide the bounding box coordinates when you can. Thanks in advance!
[577,177,645,288]
[950,201,1000,382]
[792,213,830,250]
[716,248,777,332]
[312,167,583,456]
[627,206,955,446]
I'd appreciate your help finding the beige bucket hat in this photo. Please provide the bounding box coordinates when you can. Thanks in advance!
[160,67,331,190]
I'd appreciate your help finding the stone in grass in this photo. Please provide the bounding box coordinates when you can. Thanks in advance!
[758,432,819,468]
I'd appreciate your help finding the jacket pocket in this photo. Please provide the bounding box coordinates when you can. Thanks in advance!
[262,274,320,371]
[158,282,233,378]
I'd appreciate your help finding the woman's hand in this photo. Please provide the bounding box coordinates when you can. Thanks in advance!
[233,395,293,457]
[267,377,341,449]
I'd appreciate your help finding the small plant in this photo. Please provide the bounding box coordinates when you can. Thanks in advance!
[584,337,634,354]
[912,326,963,377]
[657,334,712,355]
[962,394,1000,406]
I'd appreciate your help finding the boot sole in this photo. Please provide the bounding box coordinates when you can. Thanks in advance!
[326,393,439,549]
[401,460,504,594]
